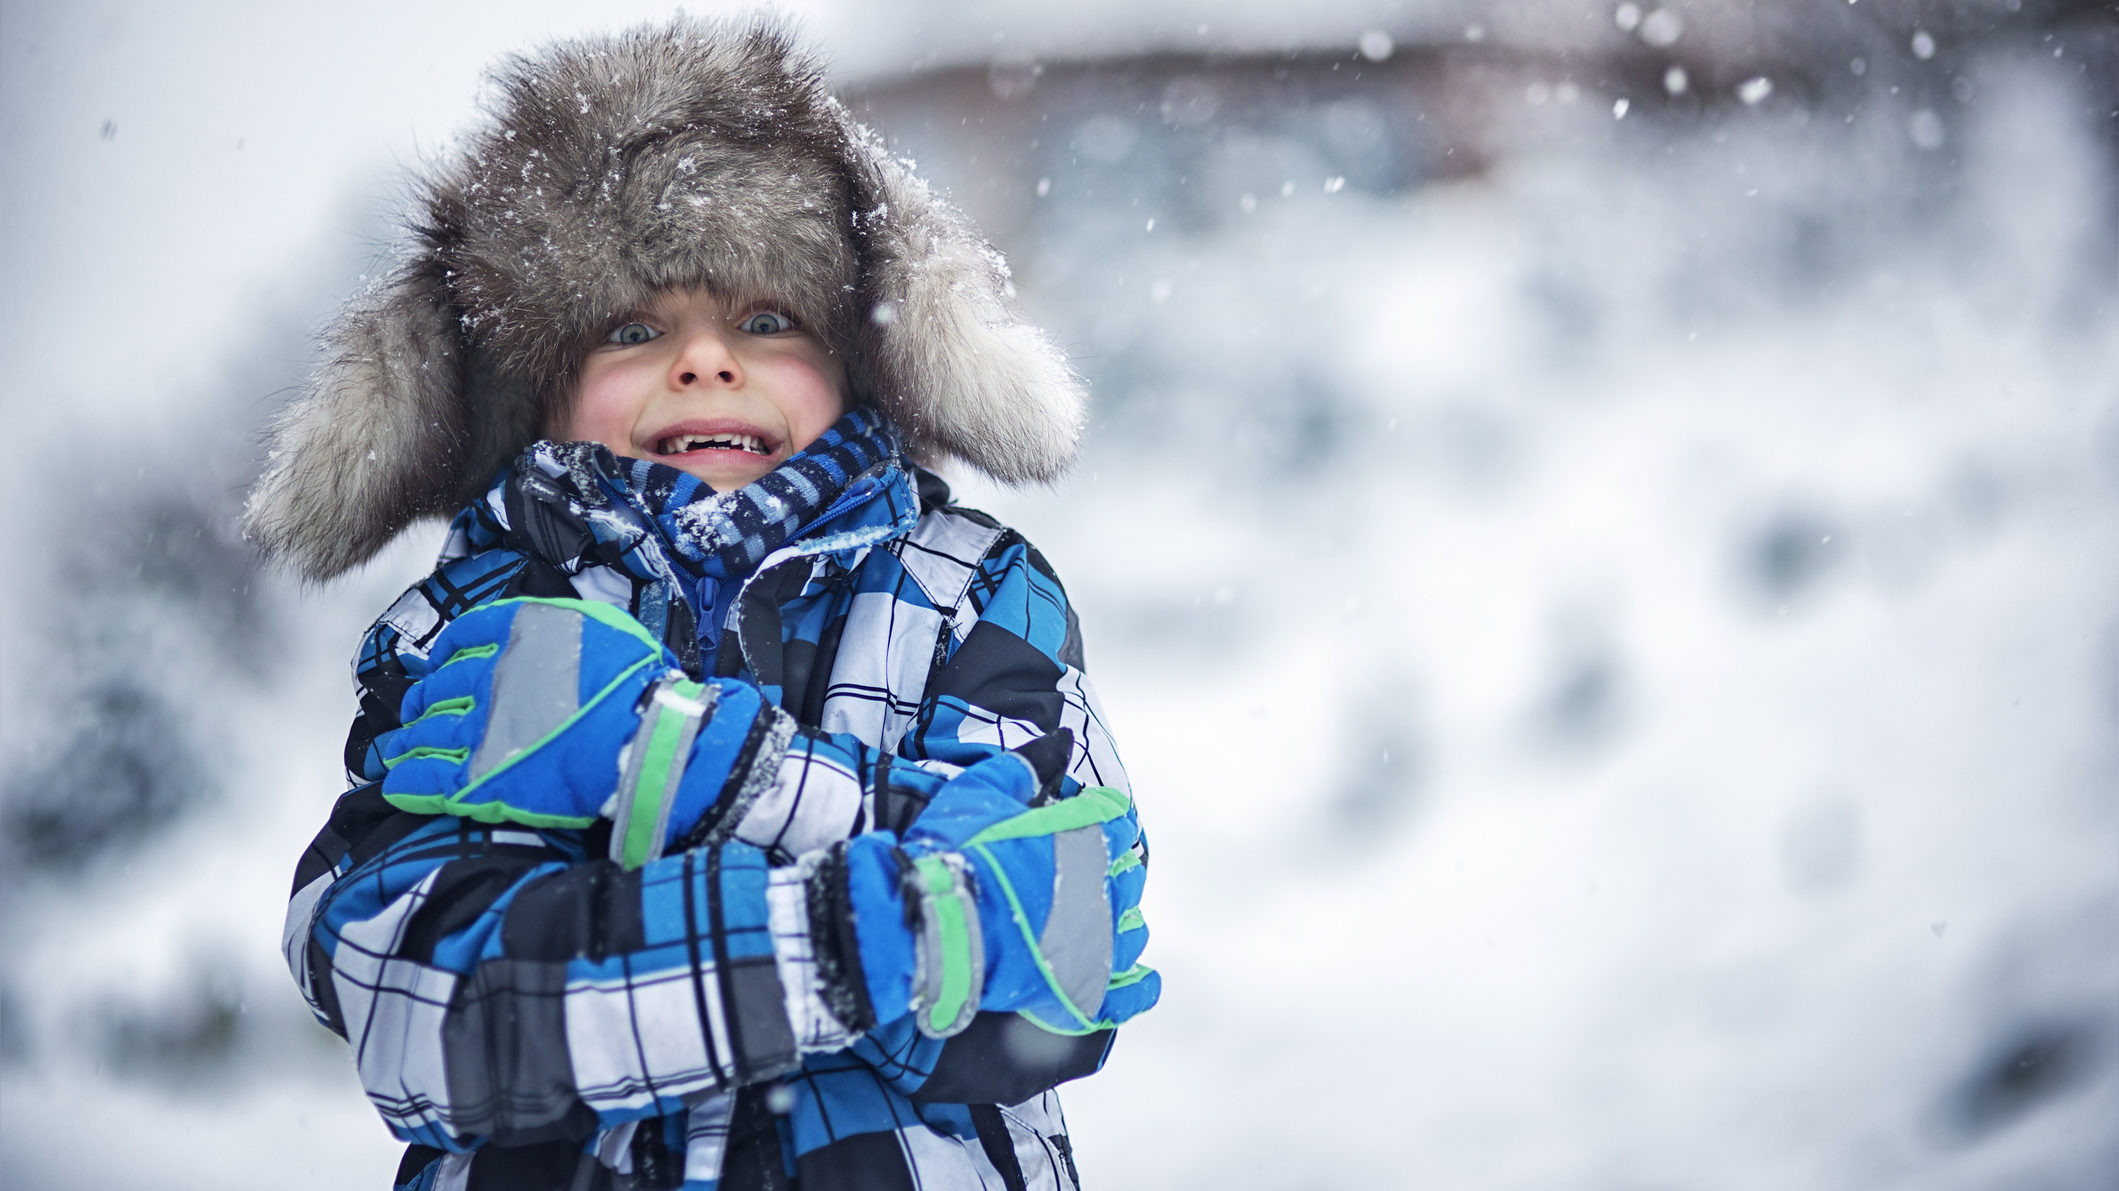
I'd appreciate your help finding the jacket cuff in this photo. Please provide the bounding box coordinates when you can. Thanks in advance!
[768,849,868,1052]
[801,841,878,1036]
[712,726,866,857]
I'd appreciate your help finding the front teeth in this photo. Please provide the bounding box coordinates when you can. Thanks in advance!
[659,433,766,455]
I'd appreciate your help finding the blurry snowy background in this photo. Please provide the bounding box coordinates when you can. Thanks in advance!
[4,0,2117,1187]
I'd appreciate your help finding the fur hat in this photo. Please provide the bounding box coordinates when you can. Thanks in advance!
[245,16,1085,580]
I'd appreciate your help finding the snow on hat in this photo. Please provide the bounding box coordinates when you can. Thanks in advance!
[245,15,1084,579]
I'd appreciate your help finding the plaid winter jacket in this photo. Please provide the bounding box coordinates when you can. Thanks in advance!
[284,425,1134,1190]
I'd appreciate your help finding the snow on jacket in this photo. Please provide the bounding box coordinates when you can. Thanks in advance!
[283,413,1133,1189]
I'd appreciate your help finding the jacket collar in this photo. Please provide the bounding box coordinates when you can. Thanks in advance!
[439,407,908,592]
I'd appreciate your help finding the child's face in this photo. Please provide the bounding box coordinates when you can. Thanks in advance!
[564,287,850,490]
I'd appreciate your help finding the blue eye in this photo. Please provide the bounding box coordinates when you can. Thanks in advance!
[738,310,794,335]
[607,322,658,346]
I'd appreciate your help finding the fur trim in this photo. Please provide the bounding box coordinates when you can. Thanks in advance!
[246,16,1084,580]
[245,262,467,579]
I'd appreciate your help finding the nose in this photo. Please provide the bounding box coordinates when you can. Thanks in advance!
[671,324,741,389]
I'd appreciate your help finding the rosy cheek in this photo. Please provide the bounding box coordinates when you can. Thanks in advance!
[566,366,636,447]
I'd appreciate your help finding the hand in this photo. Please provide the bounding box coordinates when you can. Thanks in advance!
[379,598,788,868]
[378,597,679,827]
[837,745,1161,1039]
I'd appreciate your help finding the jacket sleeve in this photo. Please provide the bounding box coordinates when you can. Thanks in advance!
[290,551,850,1151]
[283,785,826,1151]
[704,519,1132,864]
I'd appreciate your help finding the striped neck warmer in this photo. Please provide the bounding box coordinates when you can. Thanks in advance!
[480,406,903,591]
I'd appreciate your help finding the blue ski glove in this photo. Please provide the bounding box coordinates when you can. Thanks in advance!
[378,597,790,868]
[836,747,1160,1039]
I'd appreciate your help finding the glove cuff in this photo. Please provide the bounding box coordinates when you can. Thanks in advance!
[905,852,984,1039]
[802,842,877,1035]
[838,834,984,1039]
[607,677,797,870]
[607,674,712,870]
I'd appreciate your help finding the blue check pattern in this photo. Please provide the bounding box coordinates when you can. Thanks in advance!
[286,418,1134,1190]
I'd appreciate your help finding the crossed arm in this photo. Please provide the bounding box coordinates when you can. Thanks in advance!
[285,534,1153,1152]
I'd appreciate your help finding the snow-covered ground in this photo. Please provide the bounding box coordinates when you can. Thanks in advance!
[3,3,2114,1188]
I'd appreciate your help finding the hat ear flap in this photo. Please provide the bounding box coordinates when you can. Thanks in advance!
[244,262,469,580]
[844,122,1086,484]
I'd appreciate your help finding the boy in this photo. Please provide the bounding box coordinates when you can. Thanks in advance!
[249,18,1157,1190]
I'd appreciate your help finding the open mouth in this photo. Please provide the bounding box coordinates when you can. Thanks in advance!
[655,432,771,457]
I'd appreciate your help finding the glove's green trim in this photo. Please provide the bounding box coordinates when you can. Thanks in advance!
[383,651,662,826]
[380,788,599,829]
[382,598,674,831]
[1108,850,1143,879]
[406,696,476,727]
[1012,964,1159,1036]
[962,786,1132,849]
[1106,962,1156,990]
[1117,906,1145,933]
[454,651,661,788]
[383,745,470,768]
[617,679,706,870]
[967,840,1099,1033]
[1012,1006,1107,1037]
[913,855,976,1036]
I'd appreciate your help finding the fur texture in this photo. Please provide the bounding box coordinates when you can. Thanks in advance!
[246,17,1085,580]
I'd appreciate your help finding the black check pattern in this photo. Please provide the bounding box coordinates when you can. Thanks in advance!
[292,436,1126,1190]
